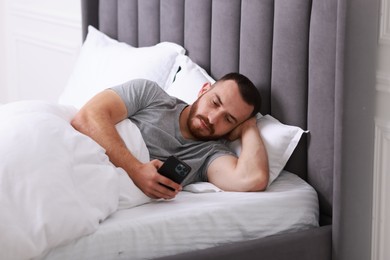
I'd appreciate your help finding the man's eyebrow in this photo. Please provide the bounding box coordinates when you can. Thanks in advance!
[215,94,238,123]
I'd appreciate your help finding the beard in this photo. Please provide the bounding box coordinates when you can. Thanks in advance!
[187,99,221,141]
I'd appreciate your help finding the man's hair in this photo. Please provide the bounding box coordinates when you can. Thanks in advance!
[218,73,262,117]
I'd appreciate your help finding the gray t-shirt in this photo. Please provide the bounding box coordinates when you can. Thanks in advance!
[111,79,235,186]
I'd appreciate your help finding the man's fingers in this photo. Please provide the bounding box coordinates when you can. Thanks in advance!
[151,159,164,169]
[157,175,182,192]
[137,159,182,199]
[148,183,178,199]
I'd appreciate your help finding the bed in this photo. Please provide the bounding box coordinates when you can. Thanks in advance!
[0,0,344,259]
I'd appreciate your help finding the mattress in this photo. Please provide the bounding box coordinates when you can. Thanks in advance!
[41,171,319,260]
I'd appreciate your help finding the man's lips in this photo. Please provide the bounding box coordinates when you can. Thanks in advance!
[200,118,212,132]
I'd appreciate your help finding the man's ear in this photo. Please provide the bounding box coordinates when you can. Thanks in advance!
[198,82,212,97]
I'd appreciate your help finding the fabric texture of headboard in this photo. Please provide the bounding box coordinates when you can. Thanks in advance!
[81,0,343,229]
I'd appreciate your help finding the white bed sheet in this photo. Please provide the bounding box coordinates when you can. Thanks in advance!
[41,171,319,260]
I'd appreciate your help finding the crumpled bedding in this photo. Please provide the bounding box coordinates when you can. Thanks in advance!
[0,101,151,260]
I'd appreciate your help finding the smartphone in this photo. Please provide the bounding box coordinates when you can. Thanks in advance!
[158,156,191,190]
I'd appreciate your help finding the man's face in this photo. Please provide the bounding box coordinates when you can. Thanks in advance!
[187,80,254,140]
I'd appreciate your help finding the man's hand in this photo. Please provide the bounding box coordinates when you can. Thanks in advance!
[226,117,257,141]
[131,159,182,199]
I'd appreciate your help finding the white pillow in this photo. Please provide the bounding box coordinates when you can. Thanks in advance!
[166,56,307,186]
[166,55,215,104]
[183,182,223,193]
[58,26,185,109]
[228,115,307,186]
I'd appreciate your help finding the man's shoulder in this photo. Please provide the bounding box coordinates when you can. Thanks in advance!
[121,78,162,89]
[112,78,187,111]
[111,78,166,98]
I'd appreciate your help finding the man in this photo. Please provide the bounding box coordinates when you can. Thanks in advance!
[71,73,269,199]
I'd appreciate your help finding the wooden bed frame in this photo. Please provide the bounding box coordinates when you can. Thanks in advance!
[80,0,345,259]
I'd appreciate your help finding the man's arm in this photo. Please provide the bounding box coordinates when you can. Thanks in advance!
[207,117,269,192]
[71,89,181,199]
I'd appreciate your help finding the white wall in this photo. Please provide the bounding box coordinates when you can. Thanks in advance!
[0,0,8,103]
[0,0,82,103]
[372,0,390,259]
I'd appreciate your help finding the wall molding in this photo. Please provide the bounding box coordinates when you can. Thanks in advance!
[376,72,390,94]
[8,3,81,29]
[3,0,82,102]
[12,32,79,55]
[372,119,390,260]
[6,1,82,56]
[380,0,390,44]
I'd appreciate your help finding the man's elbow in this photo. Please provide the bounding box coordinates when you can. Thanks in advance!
[71,111,89,134]
[246,170,269,192]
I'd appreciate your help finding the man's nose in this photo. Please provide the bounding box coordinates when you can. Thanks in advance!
[208,110,221,124]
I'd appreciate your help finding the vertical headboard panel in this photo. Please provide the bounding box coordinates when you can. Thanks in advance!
[210,0,241,77]
[138,0,161,46]
[161,0,185,46]
[117,0,138,46]
[183,0,212,72]
[81,0,343,224]
[240,0,274,114]
[98,0,118,39]
[271,0,311,182]
[271,0,310,125]
[308,0,340,223]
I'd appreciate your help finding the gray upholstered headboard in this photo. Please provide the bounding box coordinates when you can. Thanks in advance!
[80,0,343,225]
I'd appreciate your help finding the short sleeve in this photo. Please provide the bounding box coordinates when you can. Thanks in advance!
[110,79,163,117]
[199,146,237,182]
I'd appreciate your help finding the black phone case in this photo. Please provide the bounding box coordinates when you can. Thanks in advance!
[158,156,191,184]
